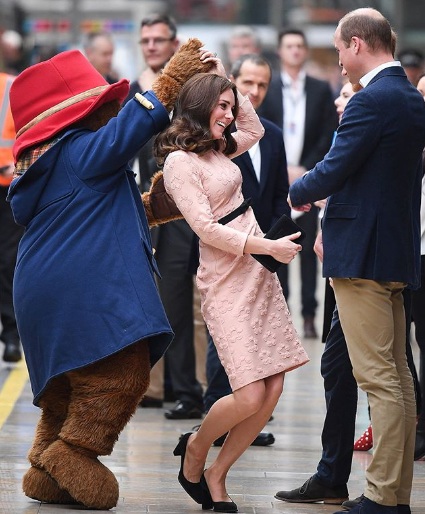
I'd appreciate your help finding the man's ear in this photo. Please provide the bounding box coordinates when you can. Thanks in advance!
[351,36,361,54]
[173,38,181,52]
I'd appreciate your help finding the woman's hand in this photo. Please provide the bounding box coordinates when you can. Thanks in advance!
[199,50,227,78]
[269,232,302,264]
[244,232,302,264]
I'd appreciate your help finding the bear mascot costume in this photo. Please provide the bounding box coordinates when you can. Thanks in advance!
[7,39,213,510]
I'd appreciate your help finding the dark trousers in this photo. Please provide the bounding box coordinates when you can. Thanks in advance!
[315,288,416,488]
[0,186,24,345]
[155,220,203,409]
[315,307,357,487]
[412,255,425,431]
[204,330,231,412]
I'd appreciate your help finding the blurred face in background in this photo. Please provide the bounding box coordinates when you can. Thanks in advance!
[334,81,356,122]
[227,35,259,65]
[86,35,114,78]
[139,22,179,73]
[278,33,308,70]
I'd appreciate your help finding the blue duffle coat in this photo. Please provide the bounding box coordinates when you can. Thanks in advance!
[7,91,174,405]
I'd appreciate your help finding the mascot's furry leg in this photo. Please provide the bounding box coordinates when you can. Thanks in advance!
[23,374,78,504]
[39,340,151,510]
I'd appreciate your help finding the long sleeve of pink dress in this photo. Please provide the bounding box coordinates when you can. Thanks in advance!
[163,93,309,391]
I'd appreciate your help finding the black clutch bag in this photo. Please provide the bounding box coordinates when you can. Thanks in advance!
[218,200,305,274]
[251,214,306,273]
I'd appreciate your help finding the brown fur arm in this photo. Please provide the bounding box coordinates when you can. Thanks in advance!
[152,38,214,112]
[142,171,183,227]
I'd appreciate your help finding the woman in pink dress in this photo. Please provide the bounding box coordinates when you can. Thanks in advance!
[155,58,309,513]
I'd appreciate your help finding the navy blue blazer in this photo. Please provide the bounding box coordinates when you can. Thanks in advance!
[258,74,338,169]
[290,67,425,288]
[232,117,290,233]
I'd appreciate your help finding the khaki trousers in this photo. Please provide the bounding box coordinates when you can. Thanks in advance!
[332,278,416,506]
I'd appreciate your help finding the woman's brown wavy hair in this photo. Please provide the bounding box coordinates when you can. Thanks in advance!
[154,73,239,166]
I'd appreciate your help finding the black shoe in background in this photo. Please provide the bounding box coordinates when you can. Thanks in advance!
[303,316,318,339]
[3,340,22,363]
[139,396,163,408]
[164,401,203,420]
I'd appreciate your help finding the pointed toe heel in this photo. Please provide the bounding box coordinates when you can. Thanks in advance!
[174,432,204,504]
[212,501,238,513]
[200,471,237,512]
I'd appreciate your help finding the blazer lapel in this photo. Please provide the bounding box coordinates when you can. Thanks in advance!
[239,151,258,182]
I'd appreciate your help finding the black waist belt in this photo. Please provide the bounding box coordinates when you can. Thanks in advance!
[218,197,252,225]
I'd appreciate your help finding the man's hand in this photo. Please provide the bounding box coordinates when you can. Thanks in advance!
[287,193,311,212]
[314,230,324,263]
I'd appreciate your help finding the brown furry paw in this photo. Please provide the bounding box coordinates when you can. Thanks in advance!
[23,466,78,504]
[152,37,215,111]
[142,171,183,227]
[40,440,119,510]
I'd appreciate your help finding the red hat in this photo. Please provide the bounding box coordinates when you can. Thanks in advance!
[10,49,130,161]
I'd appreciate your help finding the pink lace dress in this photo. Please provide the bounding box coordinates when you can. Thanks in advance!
[163,93,309,391]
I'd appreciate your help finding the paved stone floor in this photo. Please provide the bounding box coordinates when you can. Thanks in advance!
[1,272,424,513]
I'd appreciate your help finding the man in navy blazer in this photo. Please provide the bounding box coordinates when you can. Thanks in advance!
[288,8,425,514]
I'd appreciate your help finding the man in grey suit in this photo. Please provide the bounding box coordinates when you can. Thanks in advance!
[289,8,425,514]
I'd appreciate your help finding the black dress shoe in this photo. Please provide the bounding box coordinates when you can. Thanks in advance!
[341,495,364,510]
[303,316,318,338]
[165,401,203,420]
[275,476,348,504]
[213,431,275,447]
[139,396,163,408]
[173,432,204,504]
[3,341,22,363]
[414,430,425,460]
[333,497,397,514]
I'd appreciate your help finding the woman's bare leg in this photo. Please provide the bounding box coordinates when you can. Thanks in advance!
[183,372,284,501]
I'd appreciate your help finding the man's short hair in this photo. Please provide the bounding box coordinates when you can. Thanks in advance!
[229,25,262,50]
[83,32,113,52]
[230,54,272,81]
[140,13,177,40]
[278,28,307,47]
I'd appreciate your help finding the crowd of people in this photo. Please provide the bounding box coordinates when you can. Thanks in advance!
[1,6,425,514]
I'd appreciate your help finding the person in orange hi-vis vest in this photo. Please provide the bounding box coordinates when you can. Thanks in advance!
[0,72,23,362]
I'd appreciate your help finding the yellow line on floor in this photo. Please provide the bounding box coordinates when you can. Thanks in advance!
[0,361,28,430]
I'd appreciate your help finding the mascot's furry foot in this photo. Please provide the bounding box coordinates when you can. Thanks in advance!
[23,466,78,505]
[40,440,119,510]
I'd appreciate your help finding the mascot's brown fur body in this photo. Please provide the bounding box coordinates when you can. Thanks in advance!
[19,38,213,510]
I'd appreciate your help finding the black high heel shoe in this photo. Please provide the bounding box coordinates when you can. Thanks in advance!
[200,472,238,513]
[173,432,204,504]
